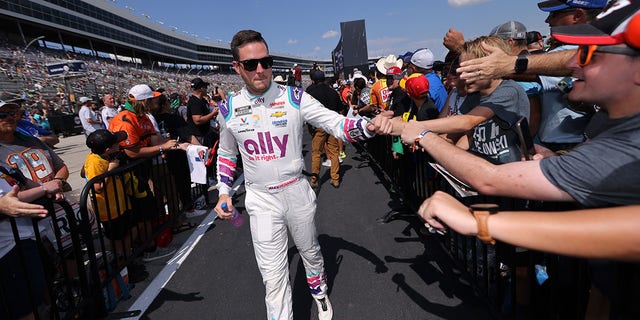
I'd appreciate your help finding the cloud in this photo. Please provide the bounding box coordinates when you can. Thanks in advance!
[322,30,339,39]
[287,39,298,44]
[448,0,492,7]
[314,46,321,51]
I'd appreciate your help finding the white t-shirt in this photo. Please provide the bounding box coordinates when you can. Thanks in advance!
[79,105,103,134]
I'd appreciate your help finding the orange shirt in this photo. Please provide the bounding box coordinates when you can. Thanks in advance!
[370,78,390,110]
[340,86,352,105]
[108,110,156,148]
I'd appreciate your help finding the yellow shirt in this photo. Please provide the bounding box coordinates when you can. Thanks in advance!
[83,153,130,221]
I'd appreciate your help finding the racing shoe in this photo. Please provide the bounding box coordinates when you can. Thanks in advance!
[314,297,333,320]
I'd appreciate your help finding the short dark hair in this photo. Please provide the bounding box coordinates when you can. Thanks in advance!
[230,30,269,61]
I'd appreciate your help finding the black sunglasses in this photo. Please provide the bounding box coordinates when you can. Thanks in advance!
[237,56,274,71]
[0,111,19,119]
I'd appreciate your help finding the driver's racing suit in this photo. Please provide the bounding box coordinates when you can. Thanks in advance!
[216,82,374,319]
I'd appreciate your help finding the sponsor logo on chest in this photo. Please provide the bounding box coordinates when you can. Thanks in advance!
[243,132,289,161]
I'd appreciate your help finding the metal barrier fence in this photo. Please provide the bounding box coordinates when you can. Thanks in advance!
[1,154,207,319]
[358,135,590,319]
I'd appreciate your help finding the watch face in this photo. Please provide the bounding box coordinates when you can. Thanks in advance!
[515,56,528,74]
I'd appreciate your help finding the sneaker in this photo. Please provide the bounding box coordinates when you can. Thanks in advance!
[322,159,331,167]
[339,151,347,159]
[193,195,207,210]
[338,157,343,163]
[142,247,176,262]
[314,297,333,320]
[185,208,208,218]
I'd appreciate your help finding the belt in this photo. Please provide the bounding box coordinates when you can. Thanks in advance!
[246,175,302,193]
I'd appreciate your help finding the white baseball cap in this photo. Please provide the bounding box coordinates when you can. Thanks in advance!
[129,84,161,101]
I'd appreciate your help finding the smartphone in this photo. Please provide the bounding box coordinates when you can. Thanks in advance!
[514,117,534,160]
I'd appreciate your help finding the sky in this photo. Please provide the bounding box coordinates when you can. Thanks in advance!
[108,0,552,62]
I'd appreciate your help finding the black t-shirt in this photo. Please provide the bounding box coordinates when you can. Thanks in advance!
[154,112,194,142]
[393,96,438,121]
[305,83,346,113]
[186,95,210,137]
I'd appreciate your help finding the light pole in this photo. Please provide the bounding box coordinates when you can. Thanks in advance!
[23,35,45,70]
[24,35,45,52]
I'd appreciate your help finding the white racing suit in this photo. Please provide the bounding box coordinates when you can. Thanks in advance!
[216,83,373,320]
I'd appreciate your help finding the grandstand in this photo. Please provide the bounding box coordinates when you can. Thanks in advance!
[0,0,332,102]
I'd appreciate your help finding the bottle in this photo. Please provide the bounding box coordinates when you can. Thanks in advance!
[159,121,168,139]
[221,202,243,227]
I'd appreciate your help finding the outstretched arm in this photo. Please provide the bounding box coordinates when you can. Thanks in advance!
[457,42,574,82]
[401,127,573,202]
[419,191,640,261]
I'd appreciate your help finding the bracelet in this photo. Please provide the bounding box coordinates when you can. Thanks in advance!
[159,146,165,158]
[470,204,499,245]
[412,129,430,152]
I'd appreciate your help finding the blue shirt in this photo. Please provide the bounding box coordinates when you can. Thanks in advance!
[425,72,448,112]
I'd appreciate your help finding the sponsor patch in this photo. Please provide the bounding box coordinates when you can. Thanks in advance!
[253,97,265,105]
[235,105,252,116]
[272,119,288,128]
[238,128,255,134]
[270,101,285,108]
[270,111,287,118]
[347,128,363,140]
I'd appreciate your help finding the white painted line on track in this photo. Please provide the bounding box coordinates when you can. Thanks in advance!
[122,173,244,319]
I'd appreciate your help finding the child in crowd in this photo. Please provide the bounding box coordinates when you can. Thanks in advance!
[83,129,150,282]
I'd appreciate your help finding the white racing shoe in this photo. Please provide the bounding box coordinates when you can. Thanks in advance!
[314,297,333,320]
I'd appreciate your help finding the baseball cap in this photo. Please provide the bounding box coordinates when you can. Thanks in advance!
[410,48,435,69]
[86,129,128,154]
[273,75,285,83]
[190,77,210,90]
[405,75,430,99]
[526,31,546,45]
[129,84,161,101]
[79,96,93,104]
[538,0,608,12]
[386,66,404,80]
[399,51,414,63]
[310,70,325,82]
[0,100,21,110]
[551,1,640,46]
[490,21,527,40]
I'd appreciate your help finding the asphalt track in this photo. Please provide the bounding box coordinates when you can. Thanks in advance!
[58,132,492,320]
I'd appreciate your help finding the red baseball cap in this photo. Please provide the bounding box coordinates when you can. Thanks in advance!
[405,75,430,99]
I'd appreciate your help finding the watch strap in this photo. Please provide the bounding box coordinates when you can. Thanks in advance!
[470,204,498,245]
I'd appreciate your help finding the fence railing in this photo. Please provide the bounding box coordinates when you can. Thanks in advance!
[1,154,207,319]
[357,135,590,319]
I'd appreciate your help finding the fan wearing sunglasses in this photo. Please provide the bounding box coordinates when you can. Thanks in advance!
[394,2,640,216]
[214,29,392,320]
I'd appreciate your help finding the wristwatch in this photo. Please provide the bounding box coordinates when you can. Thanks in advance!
[514,53,529,74]
[54,177,66,184]
[470,204,499,245]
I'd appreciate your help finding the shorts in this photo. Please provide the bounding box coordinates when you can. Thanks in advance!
[0,239,46,319]
[102,210,134,240]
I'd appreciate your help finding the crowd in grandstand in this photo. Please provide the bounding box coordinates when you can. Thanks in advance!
[2,0,640,319]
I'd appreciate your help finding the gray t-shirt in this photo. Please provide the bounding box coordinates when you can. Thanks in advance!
[0,133,65,184]
[469,80,530,164]
[540,112,640,207]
